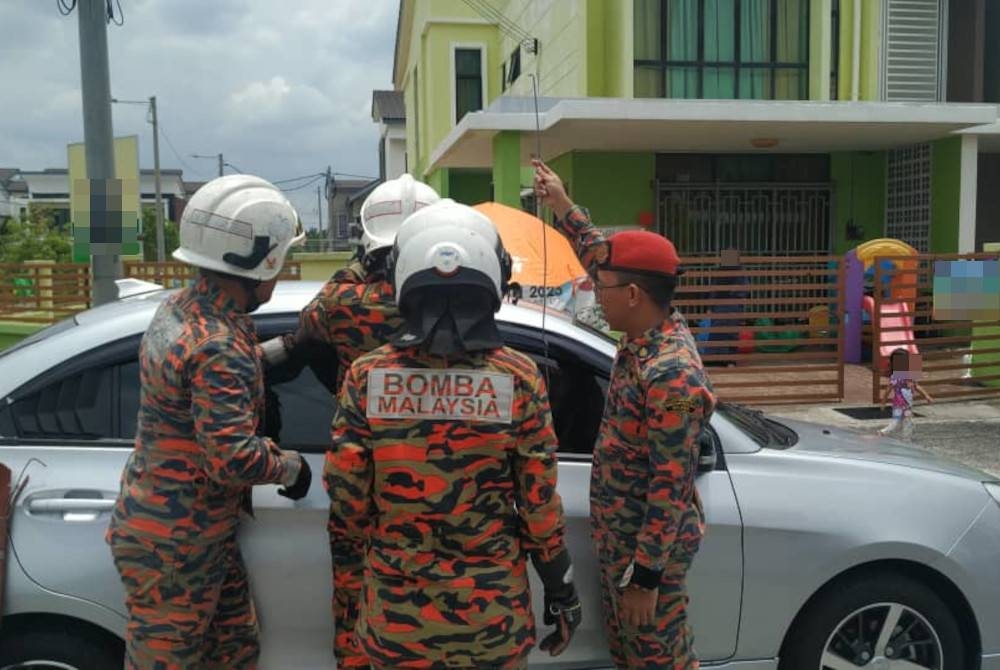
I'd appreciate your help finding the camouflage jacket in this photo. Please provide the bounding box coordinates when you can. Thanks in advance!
[324,344,569,667]
[554,206,716,577]
[107,277,291,547]
[297,261,402,393]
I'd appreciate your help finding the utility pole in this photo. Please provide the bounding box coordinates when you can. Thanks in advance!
[316,184,323,237]
[192,152,225,177]
[149,96,165,262]
[110,95,166,261]
[77,0,121,306]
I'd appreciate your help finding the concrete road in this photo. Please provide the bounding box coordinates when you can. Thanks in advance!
[766,399,1000,479]
[908,420,1000,478]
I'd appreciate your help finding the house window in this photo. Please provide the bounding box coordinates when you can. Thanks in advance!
[454,47,484,122]
[634,0,809,100]
[337,213,349,239]
[507,46,521,87]
[883,0,945,102]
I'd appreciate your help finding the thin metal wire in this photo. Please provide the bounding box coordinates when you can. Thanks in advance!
[528,73,551,374]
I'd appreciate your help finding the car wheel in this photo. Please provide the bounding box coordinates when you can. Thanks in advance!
[781,573,965,670]
[0,626,123,670]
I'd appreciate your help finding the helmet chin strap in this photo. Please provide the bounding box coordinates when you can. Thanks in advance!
[393,287,503,355]
[238,277,263,313]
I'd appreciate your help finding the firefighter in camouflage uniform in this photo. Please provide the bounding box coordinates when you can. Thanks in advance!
[534,160,716,669]
[258,174,440,395]
[324,200,582,669]
[106,175,314,669]
[257,174,440,666]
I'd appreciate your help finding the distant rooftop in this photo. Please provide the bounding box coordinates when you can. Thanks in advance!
[372,90,405,122]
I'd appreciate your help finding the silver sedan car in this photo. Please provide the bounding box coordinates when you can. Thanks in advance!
[1,281,998,670]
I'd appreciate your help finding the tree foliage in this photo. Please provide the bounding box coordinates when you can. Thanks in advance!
[0,206,72,264]
[140,207,180,261]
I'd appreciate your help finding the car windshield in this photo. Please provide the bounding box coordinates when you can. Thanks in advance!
[0,318,77,361]
[718,402,798,449]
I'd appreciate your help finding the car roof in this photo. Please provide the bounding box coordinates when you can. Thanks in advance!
[0,281,616,397]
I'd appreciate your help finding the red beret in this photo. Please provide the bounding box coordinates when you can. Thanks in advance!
[602,230,681,277]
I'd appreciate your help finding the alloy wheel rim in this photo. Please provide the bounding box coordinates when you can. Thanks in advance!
[820,601,943,669]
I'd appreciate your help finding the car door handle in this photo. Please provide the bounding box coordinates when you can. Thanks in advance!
[24,491,117,522]
[27,499,116,513]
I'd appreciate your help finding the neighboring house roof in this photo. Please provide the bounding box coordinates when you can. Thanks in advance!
[372,90,405,122]
[346,178,383,207]
[183,181,208,197]
[331,179,373,195]
[0,168,28,194]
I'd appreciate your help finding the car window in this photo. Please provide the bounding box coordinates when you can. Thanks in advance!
[498,325,609,457]
[119,360,141,439]
[264,366,336,454]
[7,364,115,439]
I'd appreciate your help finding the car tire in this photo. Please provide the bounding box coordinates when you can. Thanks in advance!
[780,572,965,670]
[0,625,123,670]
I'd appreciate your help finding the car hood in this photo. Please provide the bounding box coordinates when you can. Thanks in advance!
[778,418,992,481]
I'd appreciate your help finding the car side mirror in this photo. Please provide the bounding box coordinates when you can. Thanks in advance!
[697,431,717,473]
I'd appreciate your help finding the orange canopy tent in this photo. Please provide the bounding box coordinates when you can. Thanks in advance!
[473,202,586,287]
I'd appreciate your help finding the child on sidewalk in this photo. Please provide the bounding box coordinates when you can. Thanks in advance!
[879,348,933,440]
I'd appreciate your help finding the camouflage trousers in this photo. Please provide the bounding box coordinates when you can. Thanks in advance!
[368,660,528,669]
[109,531,259,669]
[598,547,699,670]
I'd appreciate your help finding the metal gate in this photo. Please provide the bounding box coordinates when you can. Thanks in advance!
[870,252,1000,402]
[657,183,834,257]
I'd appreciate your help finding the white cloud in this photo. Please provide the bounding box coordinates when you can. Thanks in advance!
[0,0,398,231]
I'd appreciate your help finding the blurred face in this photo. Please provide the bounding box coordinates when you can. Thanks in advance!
[252,278,279,310]
[891,350,922,379]
[593,269,635,332]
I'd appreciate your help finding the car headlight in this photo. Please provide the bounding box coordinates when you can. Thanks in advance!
[985,482,1000,507]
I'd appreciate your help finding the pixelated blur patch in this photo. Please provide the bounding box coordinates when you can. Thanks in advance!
[932,260,1000,321]
[88,177,124,252]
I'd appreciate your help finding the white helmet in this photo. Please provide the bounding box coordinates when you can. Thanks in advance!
[174,174,305,281]
[390,199,512,308]
[360,173,440,256]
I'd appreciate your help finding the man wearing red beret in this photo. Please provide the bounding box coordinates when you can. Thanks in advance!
[533,159,716,669]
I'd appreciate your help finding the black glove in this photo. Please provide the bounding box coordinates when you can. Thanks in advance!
[532,551,582,656]
[278,455,312,501]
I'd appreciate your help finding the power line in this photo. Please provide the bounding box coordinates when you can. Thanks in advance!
[272,172,325,185]
[56,0,124,25]
[156,122,207,178]
[463,0,529,40]
[462,0,531,42]
[106,0,123,26]
[333,172,378,180]
[279,174,326,192]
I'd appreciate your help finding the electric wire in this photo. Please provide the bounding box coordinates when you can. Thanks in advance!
[461,0,531,42]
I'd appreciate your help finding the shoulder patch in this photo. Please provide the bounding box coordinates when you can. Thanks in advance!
[660,397,701,414]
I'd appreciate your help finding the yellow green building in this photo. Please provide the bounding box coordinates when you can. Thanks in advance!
[393,0,1000,257]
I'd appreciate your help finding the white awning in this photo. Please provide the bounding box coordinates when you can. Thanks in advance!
[428,98,999,170]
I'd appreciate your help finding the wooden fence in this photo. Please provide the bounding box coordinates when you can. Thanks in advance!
[870,253,1000,402]
[0,262,91,323]
[0,261,301,322]
[676,255,845,404]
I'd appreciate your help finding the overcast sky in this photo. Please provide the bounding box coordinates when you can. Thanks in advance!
[0,0,398,230]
